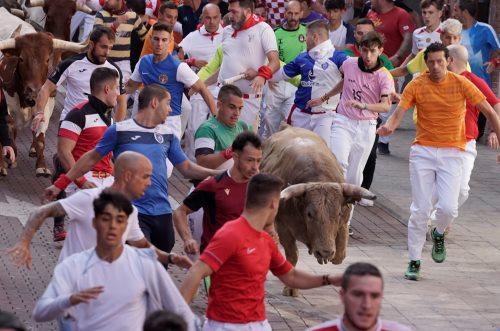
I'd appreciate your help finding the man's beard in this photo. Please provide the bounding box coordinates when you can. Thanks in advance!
[90,50,106,64]
[231,14,247,30]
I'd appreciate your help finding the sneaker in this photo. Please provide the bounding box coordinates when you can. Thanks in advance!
[431,227,446,263]
[53,224,67,242]
[378,142,390,155]
[348,226,354,236]
[358,198,374,207]
[404,260,421,280]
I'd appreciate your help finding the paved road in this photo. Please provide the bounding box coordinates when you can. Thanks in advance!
[1,109,499,330]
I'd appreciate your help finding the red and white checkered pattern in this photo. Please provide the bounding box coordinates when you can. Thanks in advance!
[264,0,287,28]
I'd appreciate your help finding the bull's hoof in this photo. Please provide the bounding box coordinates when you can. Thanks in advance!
[282,286,299,297]
[0,168,7,176]
[35,167,52,177]
[29,147,37,158]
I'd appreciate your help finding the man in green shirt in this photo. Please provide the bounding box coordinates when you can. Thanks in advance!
[263,0,307,136]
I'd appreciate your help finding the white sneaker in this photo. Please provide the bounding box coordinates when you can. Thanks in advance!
[358,198,374,207]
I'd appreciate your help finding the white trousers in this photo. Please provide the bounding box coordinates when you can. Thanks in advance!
[240,96,261,131]
[70,12,95,42]
[66,171,114,196]
[203,319,272,331]
[289,107,334,148]
[263,81,296,135]
[163,115,182,179]
[408,144,464,261]
[184,97,212,161]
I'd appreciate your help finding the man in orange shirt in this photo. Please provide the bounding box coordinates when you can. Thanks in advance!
[378,42,500,281]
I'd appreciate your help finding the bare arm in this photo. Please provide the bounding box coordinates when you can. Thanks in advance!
[189,79,217,116]
[125,79,142,95]
[31,80,57,131]
[487,103,500,149]
[390,65,409,78]
[57,137,77,172]
[195,152,228,169]
[390,33,412,66]
[346,96,391,113]
[306,80,344,108]
[377,106,407,136]
[278,268,342,289]
[114,94,127,122]
[8,202,66,268]
[477,100,500,147]
[173,204,199,254]
[127,238,193,268]
[203,68,220,87]
[180,260,213,303]
[250,51,280,94]
[175,159,221,180]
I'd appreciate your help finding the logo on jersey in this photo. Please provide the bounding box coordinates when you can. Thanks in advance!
[131,135,141,141]
[158,73,168,84]
[298,34,305,42]
[307,68,316,81]
[154,132,164,144]
[224,188,230,195]
[78,68,87,73]
[321,62,329,70]
[246,247,256,254]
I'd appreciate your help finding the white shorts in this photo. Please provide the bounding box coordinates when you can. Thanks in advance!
[202,319,272,331]
[66,171,114,196]
[288,105,333,147]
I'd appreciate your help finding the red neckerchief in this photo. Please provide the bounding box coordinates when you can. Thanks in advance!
[199,25,220,41]
[232,14,264,38]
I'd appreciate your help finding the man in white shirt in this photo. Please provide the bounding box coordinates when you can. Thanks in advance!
[410,0,443,60]
[217,0,280,129]
[8,151,192,268]
[179,4,224,161]
[324,0,355,48]
[31,189,197,331]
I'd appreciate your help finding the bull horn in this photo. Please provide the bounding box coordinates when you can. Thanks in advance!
[52,39,87,52]
[341,183,376,201]
[0,38,16,51]
[76,3,94,14]
[10,8,25,18]
[26,0,45,7]
[10,25,22,38]
[280,182,339,201]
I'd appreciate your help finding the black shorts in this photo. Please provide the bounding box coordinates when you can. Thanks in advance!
[138,213,175,253]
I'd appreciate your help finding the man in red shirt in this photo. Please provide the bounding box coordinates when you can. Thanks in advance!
[180,173,343,330]
[173,131,263,254]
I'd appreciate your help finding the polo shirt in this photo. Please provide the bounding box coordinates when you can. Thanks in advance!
[95,119,187,215]
[194,117,250,156]
[200,216,293,323]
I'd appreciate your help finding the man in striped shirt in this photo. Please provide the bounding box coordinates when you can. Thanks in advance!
[93,0,148,81]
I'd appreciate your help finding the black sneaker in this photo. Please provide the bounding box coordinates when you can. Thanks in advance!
[378,142,390,155]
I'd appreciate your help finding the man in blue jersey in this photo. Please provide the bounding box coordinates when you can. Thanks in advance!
[271,20,347,147]
[44,85,221,254]
[126,23,217,139]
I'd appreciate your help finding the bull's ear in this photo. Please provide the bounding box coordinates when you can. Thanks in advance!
[341,183,376,204]
[280,183,310,201]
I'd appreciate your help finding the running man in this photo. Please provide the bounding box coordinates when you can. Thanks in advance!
[180,173,343,330]
[377,42,500,280]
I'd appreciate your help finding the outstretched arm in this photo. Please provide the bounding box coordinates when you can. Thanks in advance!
[173,204,199,254]
[377,106,407,136]
[278,268,342,289]
[175,159,221,180]
[180,260,213,303]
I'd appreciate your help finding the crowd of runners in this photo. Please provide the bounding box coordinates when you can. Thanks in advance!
[0,0,499,329]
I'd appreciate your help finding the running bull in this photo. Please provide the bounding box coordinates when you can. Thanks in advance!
[260,126,376,296]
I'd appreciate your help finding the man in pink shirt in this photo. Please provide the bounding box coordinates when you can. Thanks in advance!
[308,31,394,234]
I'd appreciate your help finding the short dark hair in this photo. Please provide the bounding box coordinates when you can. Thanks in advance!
[143,311,187,331]
[245,173,284,209]
[424,42,449,61]
[138,84,170,110]
[232,131,262,152]
[356,18,375,28]
[152,22,173,34]
[307,19,329,36]
[159,1,178,15]
[458,0,477,17]
[93,190,134,218]
[218,84,243,103]
[359,31,384,48]
[89,26,115,43]
[341,262,383,290]
[0,310,26,331]
[228,0,255,11]
[324,0,345,11]
[90,67,119,94]
[420,0,445,10]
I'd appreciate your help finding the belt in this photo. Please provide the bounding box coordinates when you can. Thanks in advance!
[92,171,112,179]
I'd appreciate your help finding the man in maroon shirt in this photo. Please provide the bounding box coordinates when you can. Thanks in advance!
[180,173,343,330]
[173,131,263,254]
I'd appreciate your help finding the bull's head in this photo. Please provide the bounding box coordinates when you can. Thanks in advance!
[0,30,87,106]
[280,182,375,264]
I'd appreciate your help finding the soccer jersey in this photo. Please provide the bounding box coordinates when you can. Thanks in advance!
[308,317,411,331]
[398,71,485,150]
[95,119,187,215]
[460,21,500,86]
[337,57,395,120]
[218,20,278,94]
[183,171,247,250]
[200,216,293,323]
[58,187,144,263]
[48,53,124,121]
[131,54,199,116]
[194,117,250,156]
[366,7,415,57]
[275,24,307,64]
[278,40,347,112]
[411,25,442,55]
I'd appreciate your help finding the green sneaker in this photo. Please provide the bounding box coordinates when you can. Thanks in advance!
[431,227,446,263]
[405,260,421,281]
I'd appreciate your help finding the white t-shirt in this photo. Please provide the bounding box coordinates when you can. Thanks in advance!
[33,246,196,331]
[58,187,144,263]
[411,25,442,55]
[218,19,278,94]
[329,24,347,48]
[130,58,199,89]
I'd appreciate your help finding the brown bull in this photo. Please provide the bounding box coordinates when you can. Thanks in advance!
[260,126,375,296]
[0,29,86,176]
